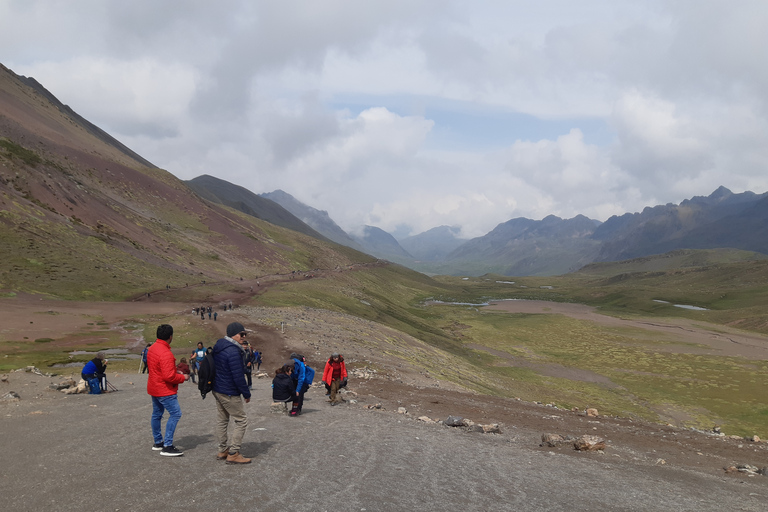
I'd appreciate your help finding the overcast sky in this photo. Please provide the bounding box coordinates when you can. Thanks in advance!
[3,1,768,238]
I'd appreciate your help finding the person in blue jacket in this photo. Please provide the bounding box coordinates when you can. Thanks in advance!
[289,353,314,416]
[81,352,108,394]
[212,322,252,464]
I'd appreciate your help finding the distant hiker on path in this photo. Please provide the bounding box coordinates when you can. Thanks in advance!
[147,324,188,457]
[140,343,151,374]
[212,322,252,464]
[243,341,255,389]
[191,342,206,382]
[322,353,348,406]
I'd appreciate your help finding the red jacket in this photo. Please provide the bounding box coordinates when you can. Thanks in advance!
[322,359,347,384]
[147,339,186,397]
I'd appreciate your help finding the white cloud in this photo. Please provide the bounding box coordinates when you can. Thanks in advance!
[19,57,198,137]
[3,0,768,240]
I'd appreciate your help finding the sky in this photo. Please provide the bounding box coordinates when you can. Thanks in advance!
[2,0,768,239]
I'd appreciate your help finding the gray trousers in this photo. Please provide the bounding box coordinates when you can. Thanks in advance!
[212,391,248,453]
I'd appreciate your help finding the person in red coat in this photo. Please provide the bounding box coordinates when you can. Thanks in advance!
[322,353,348,406]
[147,324,188,457]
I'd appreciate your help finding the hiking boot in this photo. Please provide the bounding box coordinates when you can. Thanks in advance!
[152,442,164,451]
[160,445,184,457]
[226,452,252,464]
[216,451,228,460]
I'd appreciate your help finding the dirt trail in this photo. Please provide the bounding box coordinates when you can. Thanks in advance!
[1,371,766,512]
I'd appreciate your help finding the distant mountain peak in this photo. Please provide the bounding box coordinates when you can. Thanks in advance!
[710,186,733,200]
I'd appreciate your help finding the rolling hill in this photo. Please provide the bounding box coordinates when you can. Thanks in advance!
[0,64,372,300]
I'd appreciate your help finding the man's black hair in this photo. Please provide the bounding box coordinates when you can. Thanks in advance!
[157,324,174,341]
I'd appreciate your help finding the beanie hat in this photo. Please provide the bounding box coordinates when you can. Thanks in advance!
[226,322,245,337]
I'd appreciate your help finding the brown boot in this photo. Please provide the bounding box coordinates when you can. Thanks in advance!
[216,451,228,460]
[226,452,252,464]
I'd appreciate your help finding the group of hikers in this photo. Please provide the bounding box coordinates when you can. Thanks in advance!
[143,321,348,463]
[140,338,262,388]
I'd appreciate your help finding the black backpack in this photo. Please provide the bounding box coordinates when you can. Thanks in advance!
[197,352,216,399]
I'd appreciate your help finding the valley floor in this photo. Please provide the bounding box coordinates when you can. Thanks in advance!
[1,286,767,510]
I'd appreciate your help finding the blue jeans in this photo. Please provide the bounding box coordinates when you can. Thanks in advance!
[151,394,182,447]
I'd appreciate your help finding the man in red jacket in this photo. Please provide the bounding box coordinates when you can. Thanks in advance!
[147,324,188,457]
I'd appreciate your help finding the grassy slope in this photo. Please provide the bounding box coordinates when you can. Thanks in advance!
[256,254,768,436]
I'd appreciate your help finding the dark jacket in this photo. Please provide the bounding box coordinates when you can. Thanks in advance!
[272,373,296,402]
[212,337,251,399]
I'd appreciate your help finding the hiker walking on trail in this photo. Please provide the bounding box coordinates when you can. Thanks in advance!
[322,353,348,406]
[289,353,314,416]
[243,341,256,389]
[140,343,151,374]
[190,341,206,383]
[212,322,252,464]
[147,324,188,457]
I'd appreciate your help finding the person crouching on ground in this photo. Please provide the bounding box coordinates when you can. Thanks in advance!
[81,352,108,394]
[176,358,191,380]
[272,363,296,406]
[147,324,188,457]
[322,353,348,406]
[212,322,252,464]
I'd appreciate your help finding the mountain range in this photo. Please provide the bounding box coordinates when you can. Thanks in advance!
[3,62,767,283]
[212,177,768,276]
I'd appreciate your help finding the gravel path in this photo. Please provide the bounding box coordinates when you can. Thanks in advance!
[2,371,766,512]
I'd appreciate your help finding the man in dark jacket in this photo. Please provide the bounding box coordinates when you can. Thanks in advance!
[212,322,252,464]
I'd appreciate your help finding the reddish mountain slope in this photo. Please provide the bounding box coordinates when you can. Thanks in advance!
[0,64,363,299]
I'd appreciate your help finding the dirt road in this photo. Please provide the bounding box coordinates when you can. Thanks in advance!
[1,370,766,512]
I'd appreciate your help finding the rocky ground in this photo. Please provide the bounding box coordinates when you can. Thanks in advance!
[1,280,768,510]
[1,367,767,512]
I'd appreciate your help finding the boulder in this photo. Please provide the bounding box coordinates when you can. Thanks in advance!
[397,407,407,414]
[541,433,567,447]
[1,391,21,401]
[51,379,77,391]
[574,435,606,451]
[444,416,464,427]
[76,379,88,393]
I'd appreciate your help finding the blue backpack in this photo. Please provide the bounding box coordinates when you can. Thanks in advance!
[88,377,101,394]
